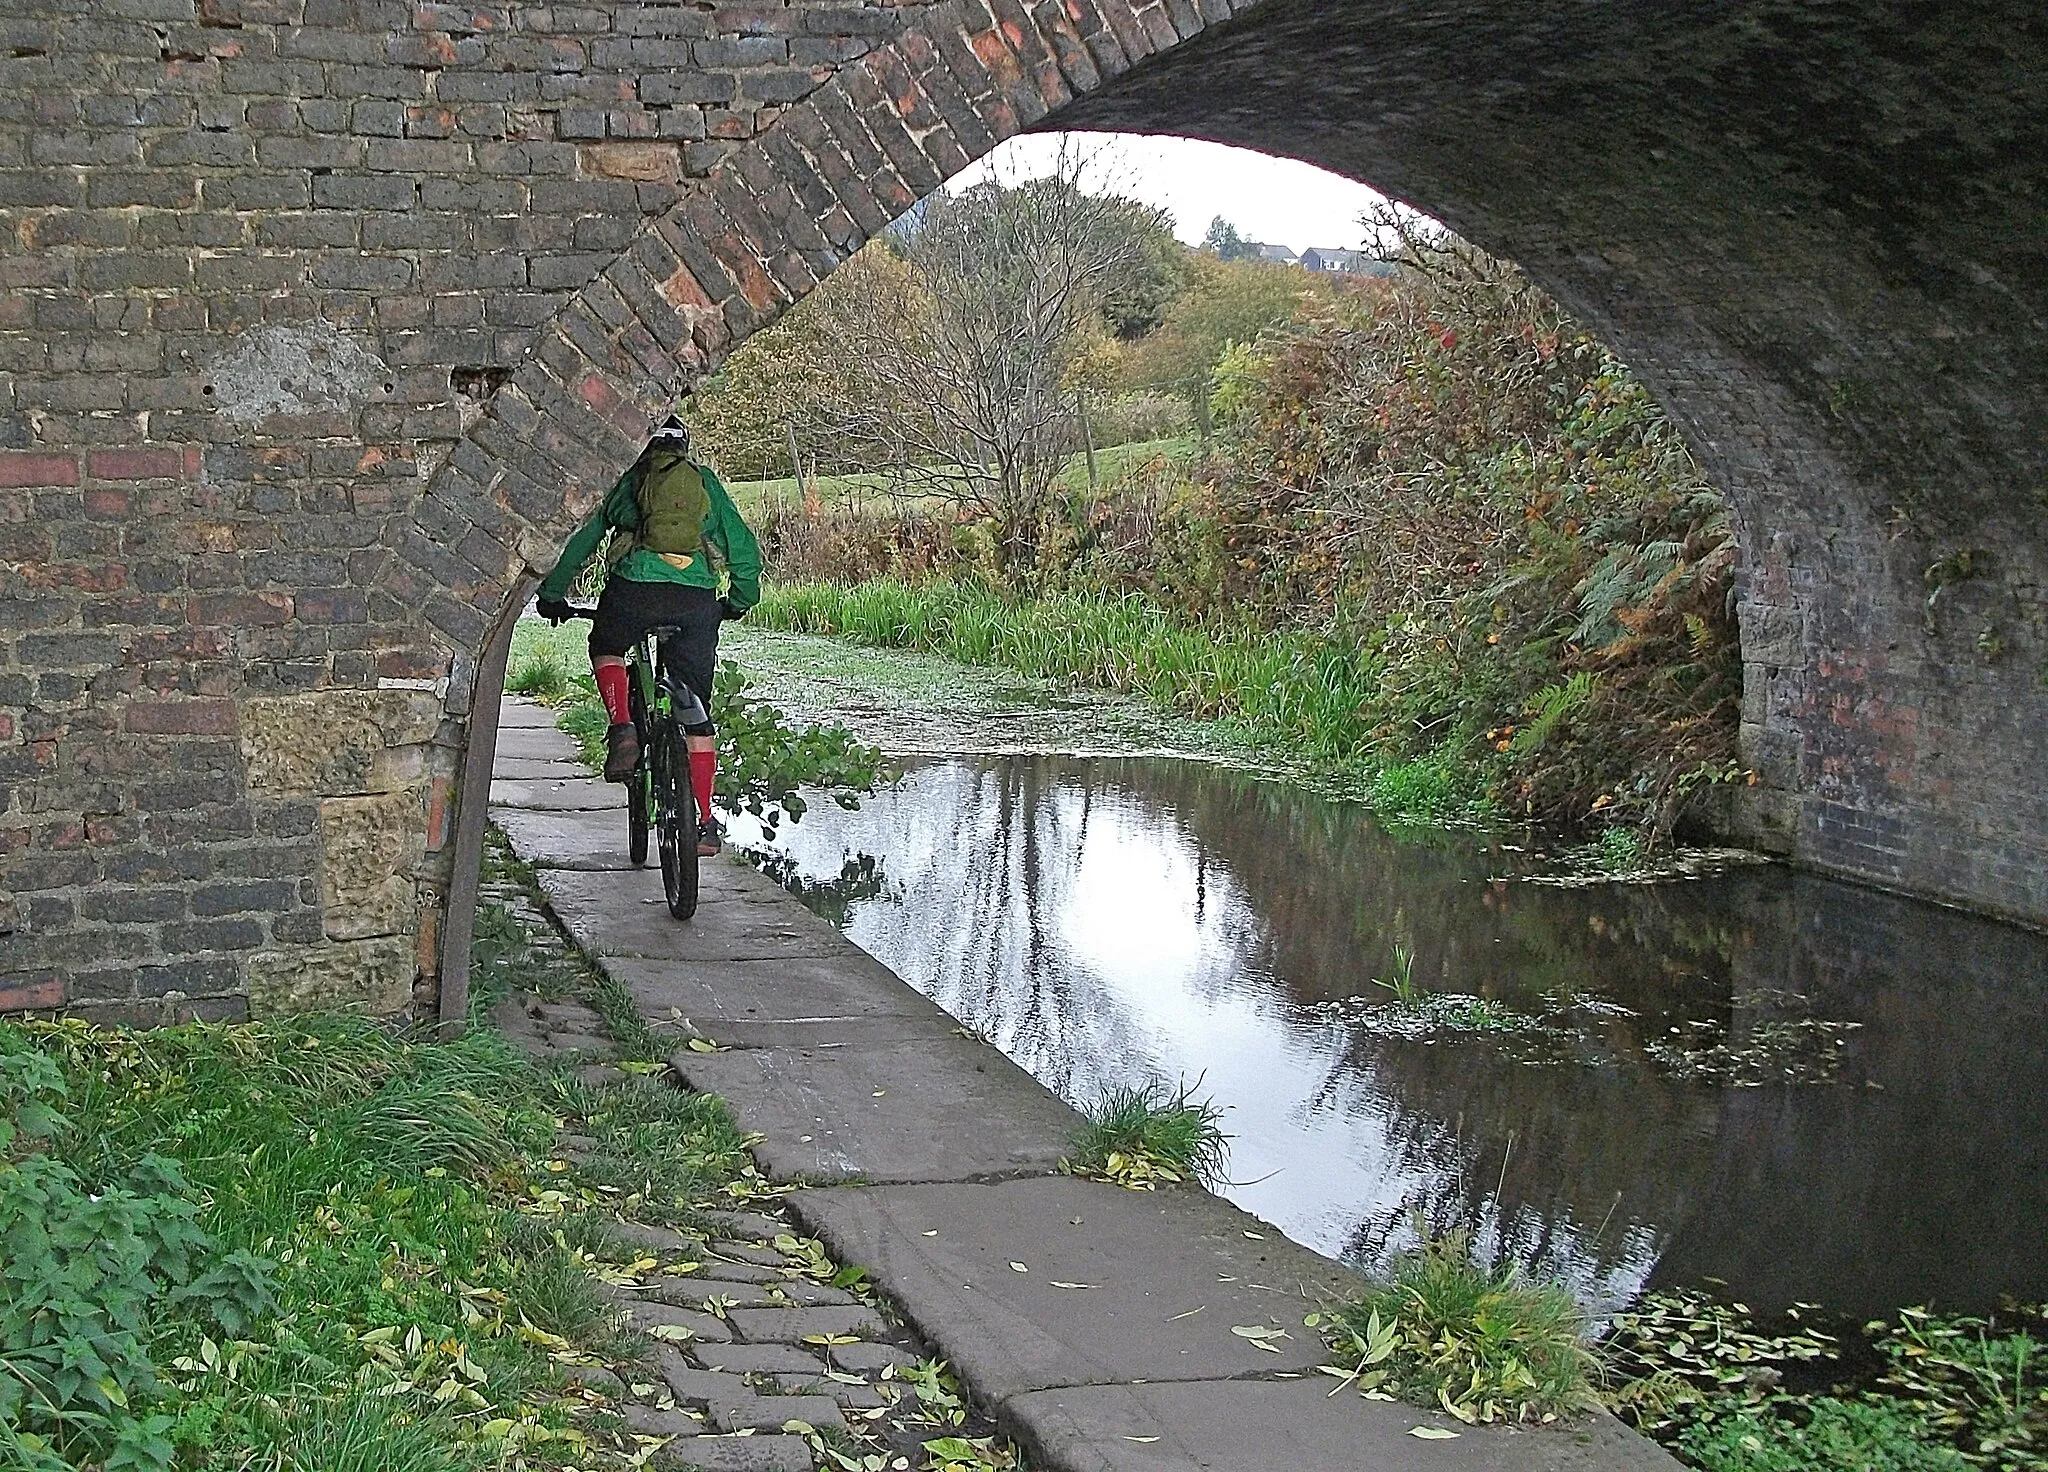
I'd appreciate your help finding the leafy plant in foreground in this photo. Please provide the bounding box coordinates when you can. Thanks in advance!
[1322,1229,1599,1425]
[1064,1079,1230,1190]
[0,1043,275,1472]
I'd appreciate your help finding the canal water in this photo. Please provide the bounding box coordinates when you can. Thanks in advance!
[730,750,2048,1321]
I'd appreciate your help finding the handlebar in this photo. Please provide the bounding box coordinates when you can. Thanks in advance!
[534,597,592,626]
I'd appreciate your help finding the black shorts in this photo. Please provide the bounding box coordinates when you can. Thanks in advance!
[587,578,719,732]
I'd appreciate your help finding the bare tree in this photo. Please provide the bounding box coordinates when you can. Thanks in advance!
[805,145,1148,575]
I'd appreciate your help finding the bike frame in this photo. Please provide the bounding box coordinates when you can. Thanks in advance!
[626,627,705,920]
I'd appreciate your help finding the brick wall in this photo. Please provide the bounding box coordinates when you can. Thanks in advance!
[0,0,1246,1021]
[3,0,2043,1023]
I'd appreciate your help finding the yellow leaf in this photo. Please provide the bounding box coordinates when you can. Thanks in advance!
[1409,1426,1461,1440]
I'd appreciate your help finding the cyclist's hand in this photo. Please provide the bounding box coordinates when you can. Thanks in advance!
[717,597,747,622]
[535,596,575,626]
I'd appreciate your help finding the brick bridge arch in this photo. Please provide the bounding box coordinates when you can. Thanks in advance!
[1,0,2042,1022]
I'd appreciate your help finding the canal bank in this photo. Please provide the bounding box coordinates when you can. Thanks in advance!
[490,696,1681,1472]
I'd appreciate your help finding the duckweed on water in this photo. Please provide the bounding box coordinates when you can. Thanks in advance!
[1605,1293,2048,1471]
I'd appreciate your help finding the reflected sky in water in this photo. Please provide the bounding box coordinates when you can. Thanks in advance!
[734,755,2048,1317]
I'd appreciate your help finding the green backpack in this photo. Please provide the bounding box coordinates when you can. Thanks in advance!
[610,447,716,573]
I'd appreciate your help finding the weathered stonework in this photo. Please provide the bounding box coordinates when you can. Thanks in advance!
[318,787,424,940]
[246,934,413,1017]
[0,0,2042,1022]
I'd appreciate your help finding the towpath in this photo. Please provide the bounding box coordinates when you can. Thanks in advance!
[490,696,1679,1472]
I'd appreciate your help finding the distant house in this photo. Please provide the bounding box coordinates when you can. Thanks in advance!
[1301,247,1389,275]
[1246,242,1299,265]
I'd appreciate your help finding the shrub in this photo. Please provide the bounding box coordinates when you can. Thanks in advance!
[0,1042,275,1472]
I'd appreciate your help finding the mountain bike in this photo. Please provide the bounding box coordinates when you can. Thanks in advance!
[625,623,704,920]
[548,606,702,920]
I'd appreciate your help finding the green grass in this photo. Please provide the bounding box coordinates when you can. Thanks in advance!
[751,578,1473,800]
[0,870,752,1471]
[1066,1080,1230,1190]
[724,436,1196,517]
[1323,1229,1599,1425]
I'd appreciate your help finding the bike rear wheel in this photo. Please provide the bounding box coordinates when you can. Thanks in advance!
[626,678,651,866]
[652,723,699,920]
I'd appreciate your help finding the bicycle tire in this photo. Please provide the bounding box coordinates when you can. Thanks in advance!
[654,724,700,921]
[626,671,651,865]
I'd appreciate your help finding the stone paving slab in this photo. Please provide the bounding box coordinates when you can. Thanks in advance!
[497,725,584,761]
[543,858,786,907]
[487,807,634,870]
[607,954,952,1028]
[494,756,588,780]
[692,1014,967,1051]
[500,698,561,729]
[790,1176,1357,1399]
[1004,1379,1683,1472]
[490,775,621,811]
[672,1036,1080,1184]
[539,866,864,961]
[488,695,1684,1472]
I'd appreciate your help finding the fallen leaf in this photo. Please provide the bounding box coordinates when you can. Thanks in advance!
[1409,1427,1461,1440]
[1049,1282,1092,1290]
[1121,1436,1160,1443]
[1009,1262,1028,1273]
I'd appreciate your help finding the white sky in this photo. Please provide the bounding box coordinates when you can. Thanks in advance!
[947,132,1392,255]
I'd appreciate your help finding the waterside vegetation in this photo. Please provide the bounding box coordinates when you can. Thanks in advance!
[698,183,1744,851]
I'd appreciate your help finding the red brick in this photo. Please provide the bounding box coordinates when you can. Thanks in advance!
[187,592,293,627]
[0,977,66,1012]
[87,447,190,482]
[424,774,452,851]
[0,452,80,488]
[0,713,11,741]
[124,698,240,736]
[83,488,132,519]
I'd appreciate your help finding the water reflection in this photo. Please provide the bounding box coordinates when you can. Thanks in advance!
[734,755,2048,1317]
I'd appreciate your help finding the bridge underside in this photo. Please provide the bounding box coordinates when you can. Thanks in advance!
[1056,0,2048,923]
[0,0,2042,1023]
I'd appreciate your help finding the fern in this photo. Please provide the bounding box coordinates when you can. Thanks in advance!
[1511,671,1596,754]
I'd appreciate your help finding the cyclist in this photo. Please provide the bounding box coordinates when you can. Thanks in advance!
[533,413,760,856]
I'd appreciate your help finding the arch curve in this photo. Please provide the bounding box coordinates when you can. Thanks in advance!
[0,0,2040,1023]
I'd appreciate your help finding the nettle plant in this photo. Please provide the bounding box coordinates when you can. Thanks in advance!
[0,1043,275,1472]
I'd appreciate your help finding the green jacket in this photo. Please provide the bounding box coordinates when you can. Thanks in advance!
[537,457,762,610]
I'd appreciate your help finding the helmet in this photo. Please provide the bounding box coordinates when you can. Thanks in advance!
[649,412,691,450]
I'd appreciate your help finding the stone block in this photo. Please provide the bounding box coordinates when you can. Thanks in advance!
[243,689,445,796]
[708,1393,844,1433]
[319,788,425,940]
[246,936,413,1017]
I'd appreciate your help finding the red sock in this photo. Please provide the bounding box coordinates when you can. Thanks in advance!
[595,663,631,726]
[690,748,716,824]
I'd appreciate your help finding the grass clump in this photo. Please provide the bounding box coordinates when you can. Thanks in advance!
[1064,1080,1230,1190]
[1323,1229,1599,1425]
